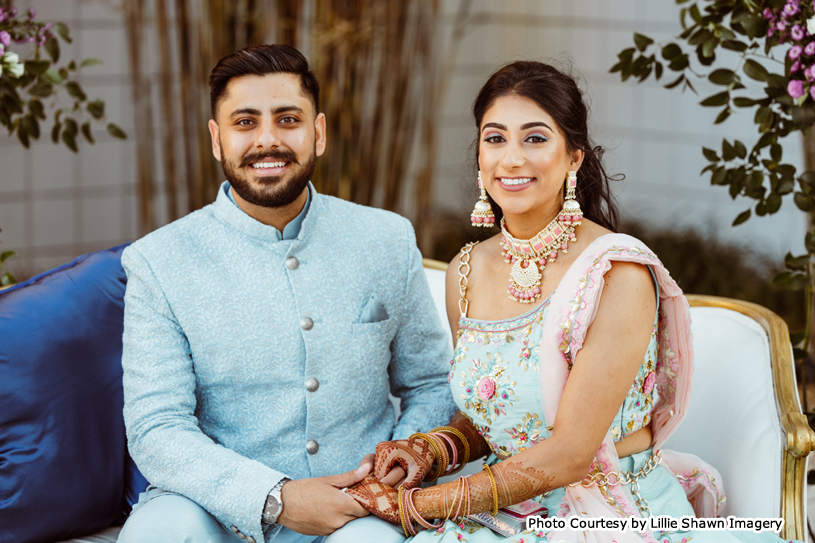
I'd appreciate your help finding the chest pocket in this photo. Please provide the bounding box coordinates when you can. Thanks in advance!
[351,317,398,378]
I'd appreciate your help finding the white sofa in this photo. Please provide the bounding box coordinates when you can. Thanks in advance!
[62,262,813,542]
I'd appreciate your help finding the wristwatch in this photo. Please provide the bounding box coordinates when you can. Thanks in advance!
[261,478,289,525]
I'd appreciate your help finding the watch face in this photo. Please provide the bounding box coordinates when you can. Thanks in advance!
[263,496,281,523]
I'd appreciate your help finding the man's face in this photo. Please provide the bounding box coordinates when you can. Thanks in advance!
[208,73,326,208]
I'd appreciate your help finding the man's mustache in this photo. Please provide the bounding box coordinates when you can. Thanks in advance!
[240,149,299,168]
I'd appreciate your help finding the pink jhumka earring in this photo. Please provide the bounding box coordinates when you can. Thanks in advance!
[470,171,495,227]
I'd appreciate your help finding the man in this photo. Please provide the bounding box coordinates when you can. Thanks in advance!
[118,44,456,543]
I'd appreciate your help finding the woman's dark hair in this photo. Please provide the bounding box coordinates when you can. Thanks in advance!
[209,44,320,119]
[473,61,620,232]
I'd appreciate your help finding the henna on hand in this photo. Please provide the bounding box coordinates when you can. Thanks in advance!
[345,475,400,525]
[413,460,556,519]
[446,411,492,461]
[373,439,434,489]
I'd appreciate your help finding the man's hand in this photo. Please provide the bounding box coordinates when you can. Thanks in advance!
[345,475,400,525]
[277,462,372,536]
[374,439,434,489]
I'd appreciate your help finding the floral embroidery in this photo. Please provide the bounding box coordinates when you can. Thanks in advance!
[504,412,546,453]
[458,352,517,425]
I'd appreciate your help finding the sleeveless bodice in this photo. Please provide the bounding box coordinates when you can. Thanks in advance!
[450,273,659,459]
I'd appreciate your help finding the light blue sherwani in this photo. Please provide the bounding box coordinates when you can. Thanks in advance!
[121,182,457,543]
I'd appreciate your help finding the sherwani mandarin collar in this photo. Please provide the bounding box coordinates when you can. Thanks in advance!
[213,180,317,244]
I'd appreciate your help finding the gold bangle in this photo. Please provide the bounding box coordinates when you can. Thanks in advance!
[429,433,450,480]
[482,463,499,516]
[398,485,409,537]
[410,432,445,481]
[430,426,471,474]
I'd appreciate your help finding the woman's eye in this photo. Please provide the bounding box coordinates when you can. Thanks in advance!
[526,134,549,143]
[484,134,505,143]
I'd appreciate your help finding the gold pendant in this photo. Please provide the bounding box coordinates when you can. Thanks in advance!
[510,260,541,289]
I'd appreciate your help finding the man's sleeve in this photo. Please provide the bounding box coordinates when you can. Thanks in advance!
[121,246,285,543]
[388,222,459,440]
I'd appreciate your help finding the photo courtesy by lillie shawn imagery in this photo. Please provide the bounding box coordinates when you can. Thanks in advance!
[0,2,814,543]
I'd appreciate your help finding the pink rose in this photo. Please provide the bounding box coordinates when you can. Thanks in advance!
[477,377,495,400]
[785,2,800,17]
[792,60,802,73]
[643,372,656,394]
[809,85,815,101]
[807,66,815,81]
[0,31,9,48]
[806,42,815,56]
[789,79,806,98]
[790,45,803,60]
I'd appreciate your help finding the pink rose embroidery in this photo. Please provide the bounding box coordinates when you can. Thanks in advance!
[643,372,656,394]
[477,377,495,400]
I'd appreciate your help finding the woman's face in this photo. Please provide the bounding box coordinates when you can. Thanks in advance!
[478,94,582,225]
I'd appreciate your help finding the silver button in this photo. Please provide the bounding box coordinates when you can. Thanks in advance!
[230,526,238,534]
[305,377,319,392]
[300,317,313,331]
[237,533,246,540]
[247,538,256,543]
[286,256,299,270]
[306,440,319,454]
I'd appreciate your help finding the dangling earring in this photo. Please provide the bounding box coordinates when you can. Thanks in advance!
[558,171,583,225]
[471,171,495,227]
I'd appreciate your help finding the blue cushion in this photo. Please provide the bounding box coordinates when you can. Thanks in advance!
[0,243,148,543]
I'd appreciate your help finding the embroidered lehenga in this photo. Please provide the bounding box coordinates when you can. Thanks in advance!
[406,234,801,543]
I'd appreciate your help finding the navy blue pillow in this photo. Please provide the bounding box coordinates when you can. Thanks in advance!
[0,244,148,543]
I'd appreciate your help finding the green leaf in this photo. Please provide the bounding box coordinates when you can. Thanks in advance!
[734,140,747,159]
[51,121,61,144]
[107,123,127,139]
[701,37,719,58]
[634,33,654,52]
[665,74,685,89]
[790,331,807,346]
[655,61,663,80]
[748,170,764,191]
[0,250,17,263]
[17,121,29,148]
[708,68,735,85]
[778,177,795,195]
[28,99,45,120]
[86,99,105,120]
[772,269,793,287]
[63,118,78,137]
[28,81,53,98]
[743,59,769,81]
[785,252,810,270]
[80,58,103,68]
[54,22,73,43]
[732,208,751,225]
[711,166,727,185]
[81,122,94,144]
[700,91,729,107]
[766,193,782,213]
[715,107,731,124]
[41,68,62,85]
[669,54,690,71]
[722,139,736,161]
[24,115,40,140]
[794,191,813,211]
[65,81,87,101]
[1,272,16,287]
[702,147,719,161]
[721,39,748,52]
[62,131,78,153]
[807,231,815,253]
[661,43,683,60]
[793,347,809,359]
[688,28,712,46]
[24,60,50,76]
[44,36,60,64]
[771,144,782,162]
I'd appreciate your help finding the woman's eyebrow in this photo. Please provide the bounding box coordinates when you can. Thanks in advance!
[481,122,506,133]
[521,122,551,131]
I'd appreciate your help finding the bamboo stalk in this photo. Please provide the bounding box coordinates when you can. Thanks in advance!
[156,0,179,223]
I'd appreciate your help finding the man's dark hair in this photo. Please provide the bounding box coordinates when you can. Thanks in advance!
[209,44,320,119]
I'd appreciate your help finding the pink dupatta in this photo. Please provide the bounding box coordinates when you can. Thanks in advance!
[537,234,725,542]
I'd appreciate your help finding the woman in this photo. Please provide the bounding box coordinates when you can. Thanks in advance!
[346,61,800,543]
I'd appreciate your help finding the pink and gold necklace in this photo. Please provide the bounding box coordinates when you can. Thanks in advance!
[499,203,583,304]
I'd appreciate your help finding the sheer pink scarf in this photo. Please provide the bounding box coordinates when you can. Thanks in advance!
[537,234,724,543]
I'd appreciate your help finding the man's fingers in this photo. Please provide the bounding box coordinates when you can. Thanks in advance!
[358,453,375,475]
[380,466,405,487]
[329,464,374,488]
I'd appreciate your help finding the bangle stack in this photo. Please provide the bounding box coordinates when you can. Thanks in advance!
[481,463,499,516]
[410,426,471,482]
[398,475,472,537]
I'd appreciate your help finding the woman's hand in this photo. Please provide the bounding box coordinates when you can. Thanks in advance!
[373,439,435,489]
[345,475,400,525]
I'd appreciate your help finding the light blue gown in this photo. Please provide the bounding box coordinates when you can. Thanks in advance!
[407,282,801,543]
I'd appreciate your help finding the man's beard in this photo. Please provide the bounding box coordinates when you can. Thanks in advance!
[221,145,317,209]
